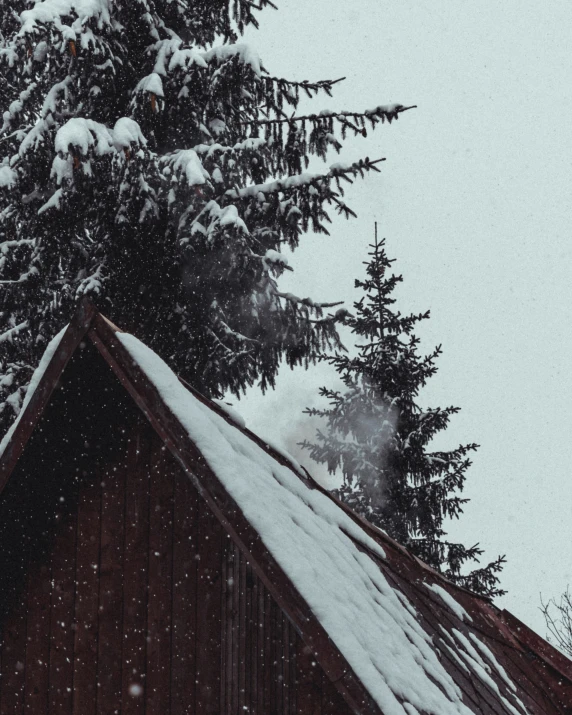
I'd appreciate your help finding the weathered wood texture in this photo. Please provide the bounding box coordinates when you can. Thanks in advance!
[0,345,353,715]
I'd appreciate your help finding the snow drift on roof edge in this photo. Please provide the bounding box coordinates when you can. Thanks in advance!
[117,332,477,715]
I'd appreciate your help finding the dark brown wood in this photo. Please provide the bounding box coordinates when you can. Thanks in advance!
[72,472,101,715]
[146,440,174,715]
[283,611,291,714]
[239,552,247,712]
[171,468,199,715]
[48,510,77,715]
[425,601,544,714]
[273,597,281,713]
[257,576,265,714]
[272,600,280,714]
[232,543,240,714]
[232,543,240,712]
[264,588,272,714]
[221,542,231,715]
[24,560,51,713]
[297,639,322,715]
[244,560,253,712]
[97,455,126,713]
[1,597,27,715]
[323,673,354,715]
[194,497,222,714]
[251,568,259,715]
[289,622,297,714]
[121,424,150,715]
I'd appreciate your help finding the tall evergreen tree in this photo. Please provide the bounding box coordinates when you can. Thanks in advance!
[302,230,505,597]
[0,1,411,431]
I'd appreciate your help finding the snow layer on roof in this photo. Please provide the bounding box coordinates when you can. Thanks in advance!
[451,629,527,715]
[212,399,246,430]
[424,582,473,623]
[468,632,517,693]
[118,332,481,715]
[0,326,67,459]
[260,435,305,477]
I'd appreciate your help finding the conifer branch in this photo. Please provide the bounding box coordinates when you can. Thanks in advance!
[243,104,416,127]
[263,75,346,94]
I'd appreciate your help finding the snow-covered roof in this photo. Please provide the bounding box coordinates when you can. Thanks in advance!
[1,300,571,715]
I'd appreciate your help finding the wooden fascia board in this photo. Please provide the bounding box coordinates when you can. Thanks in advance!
[87,313,384,715]
[501,610,572,693]
[0,297,97,497]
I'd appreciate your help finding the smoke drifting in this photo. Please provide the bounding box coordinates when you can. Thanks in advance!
[283,413,340,489]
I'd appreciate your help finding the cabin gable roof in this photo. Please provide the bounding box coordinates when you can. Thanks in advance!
[0,299,571,715]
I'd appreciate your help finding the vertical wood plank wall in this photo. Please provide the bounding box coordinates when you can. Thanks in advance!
[0,412,351,714]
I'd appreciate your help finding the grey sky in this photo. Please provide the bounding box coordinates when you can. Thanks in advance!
[236,0,572,638]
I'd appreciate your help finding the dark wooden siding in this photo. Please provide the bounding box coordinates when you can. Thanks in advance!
[0,345,352,715]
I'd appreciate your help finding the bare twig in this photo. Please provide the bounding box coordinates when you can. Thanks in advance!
[540,587,572,658]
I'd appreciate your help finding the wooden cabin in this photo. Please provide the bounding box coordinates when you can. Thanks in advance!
[0,299,571,715]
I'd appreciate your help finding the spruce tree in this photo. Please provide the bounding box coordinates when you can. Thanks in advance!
[0,1,411,431]
[302,231,505,597]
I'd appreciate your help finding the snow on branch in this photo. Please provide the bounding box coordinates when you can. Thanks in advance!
[55,117,115,156]
[134,72,165,98]
[0,267,39,285]
[18,0,112,36]
[0,166,17,188]
[203,43,262,77]
[0,321,29,344]
[76,262,106,296]
[243,104,416,131]
[274,290,343,313]
[226,157,385,200]
[0,239,35,254]
[262,74,345,98]
[181,200,250,245]
[263,249,291,270]
[161,149,210,187]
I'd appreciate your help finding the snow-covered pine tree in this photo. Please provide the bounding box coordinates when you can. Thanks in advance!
[0,1,411,431]
[302,230,505,597]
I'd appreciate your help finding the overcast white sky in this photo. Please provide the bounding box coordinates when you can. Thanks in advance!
[236,0,572,638]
